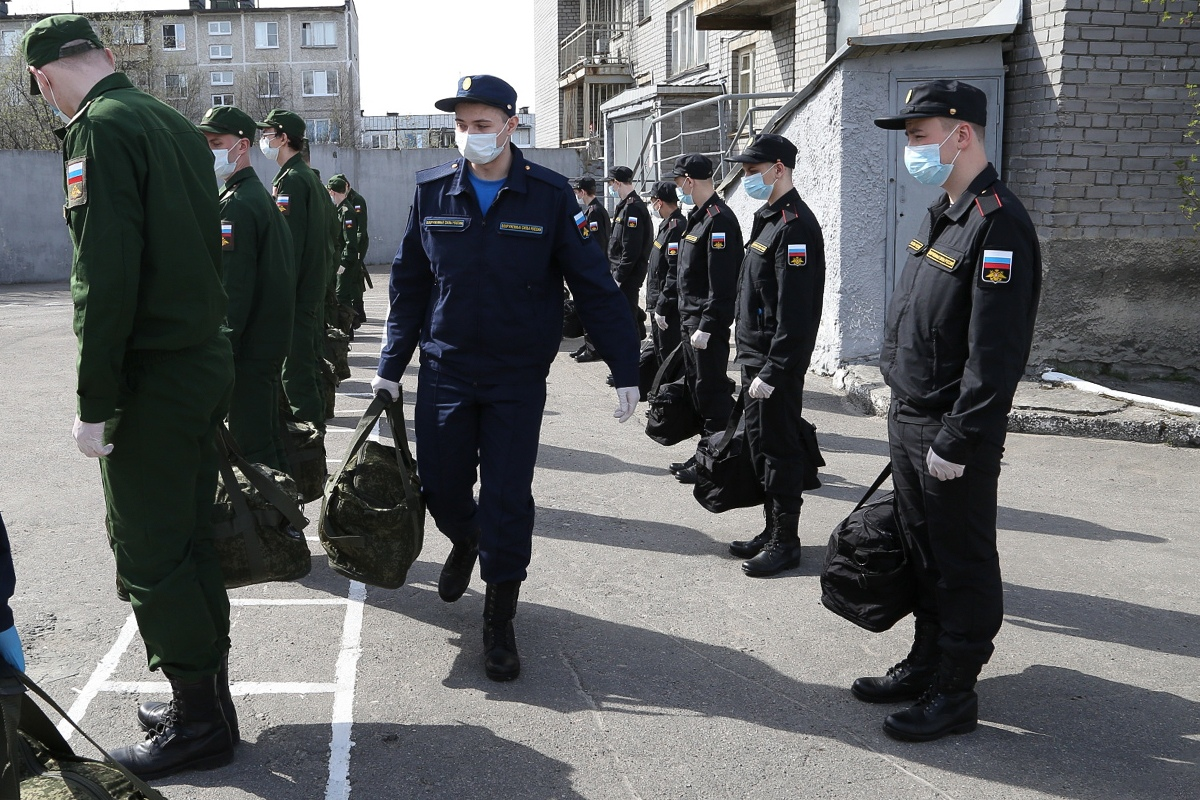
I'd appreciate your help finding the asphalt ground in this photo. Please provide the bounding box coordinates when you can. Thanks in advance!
[0,272,1196,800]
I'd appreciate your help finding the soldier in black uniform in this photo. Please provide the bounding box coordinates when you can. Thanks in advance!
[669,154,742,484]
[646,181,686,361]
[854,80,1042,742]
[568,176,610,361]
[723,134,825,578]
[606,165,653,340]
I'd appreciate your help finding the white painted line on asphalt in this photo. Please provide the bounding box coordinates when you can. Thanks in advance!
[101,681,338,695]
[232,598,348,606]
[325,580,366,800]
[58,612,140,740]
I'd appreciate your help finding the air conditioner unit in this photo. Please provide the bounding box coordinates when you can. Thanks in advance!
[594,38,609,55]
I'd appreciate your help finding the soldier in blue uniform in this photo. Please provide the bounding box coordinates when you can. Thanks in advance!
[371,76,640,682]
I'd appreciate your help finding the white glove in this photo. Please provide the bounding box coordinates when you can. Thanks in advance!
[72,417,113,458]
[337,265,346,275]
[690,329,710,350]
[613,387,639,423]
[654,313,668,331]
[926,448,965,481]
[371,374,401,402]
[748,376,774,399]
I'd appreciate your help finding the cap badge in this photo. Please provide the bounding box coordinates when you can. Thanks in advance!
[905,89,913,103]
[462,77,472,91]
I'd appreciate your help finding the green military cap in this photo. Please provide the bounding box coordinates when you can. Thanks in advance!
[22,14,104,96]
[198,105,257,139]
[256,108,306,140]
[326,173,349,192]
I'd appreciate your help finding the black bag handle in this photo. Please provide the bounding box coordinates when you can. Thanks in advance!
[712,389,747,459]
[648,342,686,395]
[853,463,894,512]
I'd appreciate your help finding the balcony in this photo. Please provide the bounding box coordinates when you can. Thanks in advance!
[559,21,632,77]
[695,0,793,30]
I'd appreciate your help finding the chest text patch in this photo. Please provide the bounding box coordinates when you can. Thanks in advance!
[926,248,959,272]
[787,244,806,266]
[684,234,699,243]
[221,221,234,251]
[981,249,1013,284]
[424,217,468,231]
[65,158,87,208]
[499,222,544,236]
[750,241,768,254]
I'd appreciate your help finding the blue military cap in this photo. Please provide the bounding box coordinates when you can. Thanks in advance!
[435,75,518,115]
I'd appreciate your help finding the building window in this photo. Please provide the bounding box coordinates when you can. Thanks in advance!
[302,70,339,97]
[209,44,233,60]
[0,30,20,57]
[258,71,281,98]
[307,118,337,144]
[208,21,232,36]
[162,23,185,51]
[301,21,337,48]
[367,133,388,149]
[210,71,234,86]
[110,22,146,46]
[254,21,279,49]
[164,74,188,99]
[669,3,707,76]
[212,93,235,106]
[733,45,755,128]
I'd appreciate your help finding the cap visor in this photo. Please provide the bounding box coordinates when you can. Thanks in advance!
[724,153,757,163]
[434,97,460,112]
[197,124,223,134]
[874,113,926,130]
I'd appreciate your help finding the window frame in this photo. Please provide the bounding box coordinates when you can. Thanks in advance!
[301,69,339,97]
[300,21,337,48]
[258,70,281,98]
[211,93,235,106]
[208,20,232,36]
[164,73,188,99]
[668,2,707,77]
[209,44,233,60]
[210,71,234,86]
[254,20,279,49]
[161,23,186,51]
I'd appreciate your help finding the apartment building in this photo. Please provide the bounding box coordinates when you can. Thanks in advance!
[0,0,360,144]
[361,111,536,150]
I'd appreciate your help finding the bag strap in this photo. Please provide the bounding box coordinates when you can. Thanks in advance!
[648,343,685,394]
[217,424,308,531]
[712,389,747,458]
[10,671,166,800]
[320,392,394,545]
[214,428,267,579]
[852,463,894,512]
[0,694,20,800]
[383,400,420,520]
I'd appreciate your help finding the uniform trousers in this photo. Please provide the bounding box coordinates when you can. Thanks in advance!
[100,334,234,679]
[888,399,1005,667]
[682,327,733,435]
[336,262,365,314]
[414,363,546,585]
[618,281,645,341]
[742,365,807,515]
[651,307,681,363]
[229,357,286,473]
[282,302,325,430]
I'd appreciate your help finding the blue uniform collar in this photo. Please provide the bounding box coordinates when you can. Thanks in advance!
[447,143,530,198]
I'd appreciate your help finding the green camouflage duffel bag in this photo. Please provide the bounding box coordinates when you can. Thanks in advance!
[335,302,357,337]
[1,669,167,800]
[319,392,424,589]
[212,424,311,590]
[279,409,326,504]
[325,325,351,382]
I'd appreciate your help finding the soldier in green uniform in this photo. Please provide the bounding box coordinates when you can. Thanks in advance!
[257,109,332,430]
[327,173,367,332]
[199,105,295,472]
[23,14,238,778]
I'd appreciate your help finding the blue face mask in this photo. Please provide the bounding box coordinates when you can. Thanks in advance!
[904,127,960,186]
[676,186,693,206]
[742,167,777,201]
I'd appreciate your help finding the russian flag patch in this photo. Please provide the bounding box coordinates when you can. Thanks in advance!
[787,244,806,267]
[981,249,1013,284]
[65,157,87,207]
[575,211,590,240]
[220,221,234,251]
[276,194,290,215]
[711,231,726,250]
[667,242,679,257]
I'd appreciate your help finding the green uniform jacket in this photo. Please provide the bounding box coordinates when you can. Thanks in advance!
[219,167,296,361]
[348,188,369,262]
[60,72,226,423]
[270,154,331,327]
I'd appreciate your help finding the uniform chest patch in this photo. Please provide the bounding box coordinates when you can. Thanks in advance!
[926,248,959,272]
[981,249,1013,284]
[667,242,679,257]
[750,241,768,254]
[65,158,87,208]
[653,240,662,250]
[684,234,699,243]
[908,239,925,254]
[221,221,234,251]
[787,244,806,266]
[424,217,467,231]
[275,194,290,216]
[574,211,590,240]
[627,217,638,228]
[711,232,726,250]
[499,222,544,236]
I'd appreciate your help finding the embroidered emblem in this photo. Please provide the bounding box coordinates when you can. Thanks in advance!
[575,211,590,240]
[667,242,679,257]
[499,222,544,235]
[711,231,726,250]
[787,244,806,266]
[589,221,598,231]
[65,158,87,208]
[276,194,290,215]
[750,241,768,254]
[926,248,959,272]
[627,217,638,228]
[981,249,1013,284]
[423,216,467,230]
[220,221,234,251]
[344,218,354,230]
[354,204,362,212]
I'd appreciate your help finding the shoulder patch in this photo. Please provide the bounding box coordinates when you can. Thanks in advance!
[415,160,460,185]
[981,249,1013,284]
[589,221,599,231]
[667,241,679,257]
[787,244,807,266]
[344,218,355,230]
[275,194,290,216]
[65,157,87,208]
[574,211,591,240]
[221,221,234,251]
[710,231,727,250]
[627,217,638,228]
[975,189,1004,217]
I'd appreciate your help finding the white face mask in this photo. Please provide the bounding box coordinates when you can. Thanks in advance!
[36,70,71,125]
[259,137,280,161]
[213,148,237,182]
[455,121,511,165]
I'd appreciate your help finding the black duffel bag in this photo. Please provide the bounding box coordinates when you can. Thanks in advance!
[637,339,658,400]
[644,344,702,446]
[692,391,765,513]
[562,296,584,339]
[820,464,916,633]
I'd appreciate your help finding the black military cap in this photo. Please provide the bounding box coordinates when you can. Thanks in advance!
[608,165,634,184]
[672,154,714,180]
[22,14,104,95]
[435,75,517,116]
[198,105,257,139]
[874,80,987,130]
[256,108,306,140]
[726,133,797,169]
[646,181,679,203]
[573,176,598,193]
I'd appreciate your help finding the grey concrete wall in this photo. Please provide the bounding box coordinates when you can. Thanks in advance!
[0,146,584,285]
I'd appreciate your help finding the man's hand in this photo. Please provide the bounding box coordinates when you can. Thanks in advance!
[654,313,668,331]
[690,330,710,350]
[748,376,775,399]
[926,448,965,481]
[613,387,639,423]
[337,264,346,275]
[371,374,401,402]
[72,417,113,458]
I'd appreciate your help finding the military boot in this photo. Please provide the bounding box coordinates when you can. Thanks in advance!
[438,528,480,603]
[851,619,940,703]
[741,512,801,577]
[883,660,981,742]
[111,673,235,780]
[483,580,521,682]
[139,653,238,742]
[729,504,775,558]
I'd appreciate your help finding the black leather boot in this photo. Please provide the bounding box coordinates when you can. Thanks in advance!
[741,512,801,577]
[139,653,239,742]
[729,504,775,558]
[438,529,480,603]
[483,580,521,682]
[111,673,235,780]
[883,660,981,742]
[851,619,940,703]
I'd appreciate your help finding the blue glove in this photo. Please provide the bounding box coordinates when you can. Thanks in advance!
[0,625,25,672]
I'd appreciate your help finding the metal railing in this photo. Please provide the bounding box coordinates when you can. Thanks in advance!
[628,92,794,188]
[559,21,632,74]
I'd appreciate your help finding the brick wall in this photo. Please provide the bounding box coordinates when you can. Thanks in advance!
[794,2,832,85]
[859,0,999,36]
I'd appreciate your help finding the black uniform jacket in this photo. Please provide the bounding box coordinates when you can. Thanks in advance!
[608,193,653,290]
[585,197,610,253]
[647,209,686,315]
[734,188,825,387]
[675,193,745,334]
[380,145,639,387]
[880,164,1042,464]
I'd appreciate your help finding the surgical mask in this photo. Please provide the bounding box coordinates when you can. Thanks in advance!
[213,148,237,182]
[742,168,777,201]
[904,128,960,186]
[607,185,619,199]
[676,187,693,206]
[455,122,510,165]
[259,137,280,161]
[36,70,71,125]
